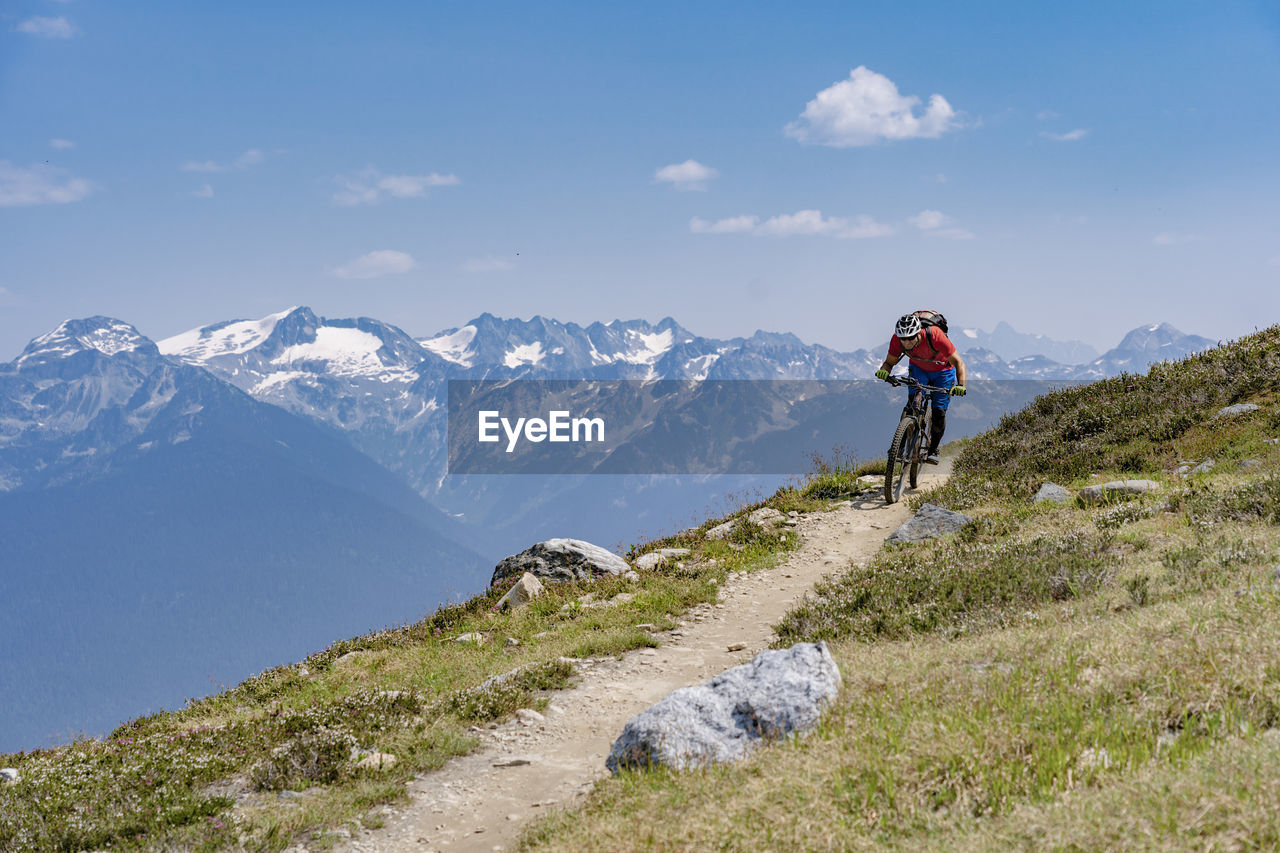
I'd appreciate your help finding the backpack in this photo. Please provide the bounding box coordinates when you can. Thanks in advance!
[913,309,948,334]
[912,310,949,359]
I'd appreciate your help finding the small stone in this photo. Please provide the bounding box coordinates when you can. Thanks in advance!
[492,756,534,767]
[506,637,520,647]
[747,507,785,527]
[887,504,973,543]
[496,572,546,611]
[1,768,18,783]
[455,632,486,645]
[726,643,748,652]
[297,666,310,678]
[515,709,545,725]
[634,623,660,631]
[1033,483,1073,505]
[507,813,520,821]
[356,752,398,771]
[1077,480,1161,504]
[623,570,640,582]
[1240,459,1262,471]
[610,592,636,605]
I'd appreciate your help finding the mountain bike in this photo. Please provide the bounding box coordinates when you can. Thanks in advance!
[882,374,952,504]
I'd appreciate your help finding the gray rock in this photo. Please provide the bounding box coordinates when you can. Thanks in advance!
[747,507,786,528]
[515,708,545,725]
[635,548,691,570]
[1267,438,1280,446]
[1078,480,1161,504]
[455,632,486,645]
[355,752,397,771]
[0,768,18,784]
[1216,403,1260,419]
[491,538,630,586]
[606,642,841,772]
[1241,459,1262,471]
[886,504,974,543]
[1033,483,1073,505]
[495,572,546,610]
[1180,458,1216,477]
[705,520,736,540]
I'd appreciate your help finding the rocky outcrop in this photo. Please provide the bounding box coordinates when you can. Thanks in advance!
[491,538,630,586]
[606,642,841,772]
[1078,480,1160,504]
[886,504,973,543]
[705,507,786,540]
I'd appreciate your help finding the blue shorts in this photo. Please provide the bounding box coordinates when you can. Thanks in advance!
[908,363,956,412]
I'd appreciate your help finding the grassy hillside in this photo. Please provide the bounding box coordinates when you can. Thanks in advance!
[3,327,1277,851]
[522,326,1280,851]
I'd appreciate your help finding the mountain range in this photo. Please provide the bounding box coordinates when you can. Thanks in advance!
[0,309,1215,752]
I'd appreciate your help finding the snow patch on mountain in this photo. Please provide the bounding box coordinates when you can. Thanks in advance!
[17,318,151,365]
[503,341,546,368]
[273,327,414,382]
[420,325,477,366]
[159,308,298,360]
[622,329,674,364]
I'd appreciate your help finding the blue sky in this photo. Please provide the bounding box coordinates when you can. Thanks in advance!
[3,0,1278,358]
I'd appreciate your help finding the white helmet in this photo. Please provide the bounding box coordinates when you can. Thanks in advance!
[895,313,922,339]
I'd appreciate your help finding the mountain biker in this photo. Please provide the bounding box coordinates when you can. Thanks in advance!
[874,313,968,465]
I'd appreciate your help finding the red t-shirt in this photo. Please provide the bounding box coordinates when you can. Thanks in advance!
[887,327,956,372]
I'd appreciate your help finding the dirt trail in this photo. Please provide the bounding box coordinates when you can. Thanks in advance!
[337,460,951,853]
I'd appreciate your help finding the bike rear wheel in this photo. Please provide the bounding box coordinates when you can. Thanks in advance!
[885,417,916,504]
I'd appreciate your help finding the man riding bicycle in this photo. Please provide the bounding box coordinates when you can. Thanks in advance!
[875,312,968,465]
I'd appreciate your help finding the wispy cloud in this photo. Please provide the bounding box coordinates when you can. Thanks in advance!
[49,138,76,150]
[331,250,417,279]
[1040,128,1090,142]
[461,256,515,273]
[180,149,266,173]
[908,208,975,239]
[692,210,893,239]
[0,161,96,207]
[192,184,214,198]
[654,159,718,191]
[1036,110,1060,120]
[332,167,460,206]
[16,16,75,38]
[1153,232,1198,246]
[785,66,957,147]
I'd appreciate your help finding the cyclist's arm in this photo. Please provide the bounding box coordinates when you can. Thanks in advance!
[947,351,967,387]
[879,353,902,373]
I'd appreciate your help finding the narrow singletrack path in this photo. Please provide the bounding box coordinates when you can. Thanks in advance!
[337,459,952,853]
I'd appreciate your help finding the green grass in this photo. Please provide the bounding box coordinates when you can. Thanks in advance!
[0,486,807,851]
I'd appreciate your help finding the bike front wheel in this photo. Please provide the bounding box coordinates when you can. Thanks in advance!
[884,417,916,504]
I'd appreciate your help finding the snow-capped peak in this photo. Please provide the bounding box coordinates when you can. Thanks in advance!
[159,307,301,361]
[420,325,477,366]
[16,317,154,366]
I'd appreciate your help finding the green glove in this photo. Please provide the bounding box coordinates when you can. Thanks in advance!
[875,368,890,381]
[950,385,967,396]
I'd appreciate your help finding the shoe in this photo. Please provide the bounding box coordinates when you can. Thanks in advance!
[924,452,940,465]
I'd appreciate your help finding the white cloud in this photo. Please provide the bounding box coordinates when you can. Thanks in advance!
[331,250,417,279]
[785,66,957,147]
[462,256,515,273]
[180,149,266,173]
[691,210,893,239]
[49,138,76,150]
[16,16,75,38]
[654,159,718,191]
[909,209,974,239]
[332,167,460,206]
[909,209,951,230]
[192,184,214,198]
[0,161,96,206]
[1040,128,1090,142]
[690,215,759,234]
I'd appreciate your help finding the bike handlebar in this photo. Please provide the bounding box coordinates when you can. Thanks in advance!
[884,374,953,394]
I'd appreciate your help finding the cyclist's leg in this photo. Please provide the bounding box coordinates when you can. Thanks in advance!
[926,367,957,453]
